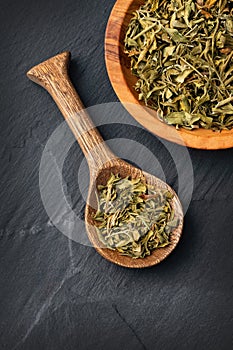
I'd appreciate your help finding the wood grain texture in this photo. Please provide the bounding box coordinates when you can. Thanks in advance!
[105,0,233,150]
[27,52,114,170]
[27,52,183,268]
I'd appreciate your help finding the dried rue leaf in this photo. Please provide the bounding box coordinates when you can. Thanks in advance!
[93,174,178,259]
[124,0,233,130]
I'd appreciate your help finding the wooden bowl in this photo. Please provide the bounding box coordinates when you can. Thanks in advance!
[105,0,233,150]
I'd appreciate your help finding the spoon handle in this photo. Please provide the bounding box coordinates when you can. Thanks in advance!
[27,51,115,170]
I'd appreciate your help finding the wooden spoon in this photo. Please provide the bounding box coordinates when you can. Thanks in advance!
[27,51,183,268]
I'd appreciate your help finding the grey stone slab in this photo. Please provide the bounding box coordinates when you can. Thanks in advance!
[0,0,233,349]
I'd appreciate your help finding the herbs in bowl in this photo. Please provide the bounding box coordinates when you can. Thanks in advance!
[93,174,179,259]
[124,0,233,131]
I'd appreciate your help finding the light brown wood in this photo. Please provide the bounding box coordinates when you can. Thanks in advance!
[27,52,183,268]
[105,0,233,150]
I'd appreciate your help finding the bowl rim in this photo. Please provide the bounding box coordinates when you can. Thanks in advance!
[105,0,233,150]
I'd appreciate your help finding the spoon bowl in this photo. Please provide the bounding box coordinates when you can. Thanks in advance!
[27,52,183,268]
[86,162,183,268]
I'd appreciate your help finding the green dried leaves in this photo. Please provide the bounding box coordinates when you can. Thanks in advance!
[124,0,233,130]
[93,174,178,259]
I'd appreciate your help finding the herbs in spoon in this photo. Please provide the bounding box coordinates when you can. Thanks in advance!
[93,174,179,259]
[124,0,233,130]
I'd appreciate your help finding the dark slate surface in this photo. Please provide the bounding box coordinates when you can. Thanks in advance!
[0,0,233,349]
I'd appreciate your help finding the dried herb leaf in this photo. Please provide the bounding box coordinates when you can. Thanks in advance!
[124,0,233,130]
[93,174,178,259]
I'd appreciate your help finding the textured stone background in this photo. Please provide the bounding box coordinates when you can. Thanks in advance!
[1,0,233,349]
